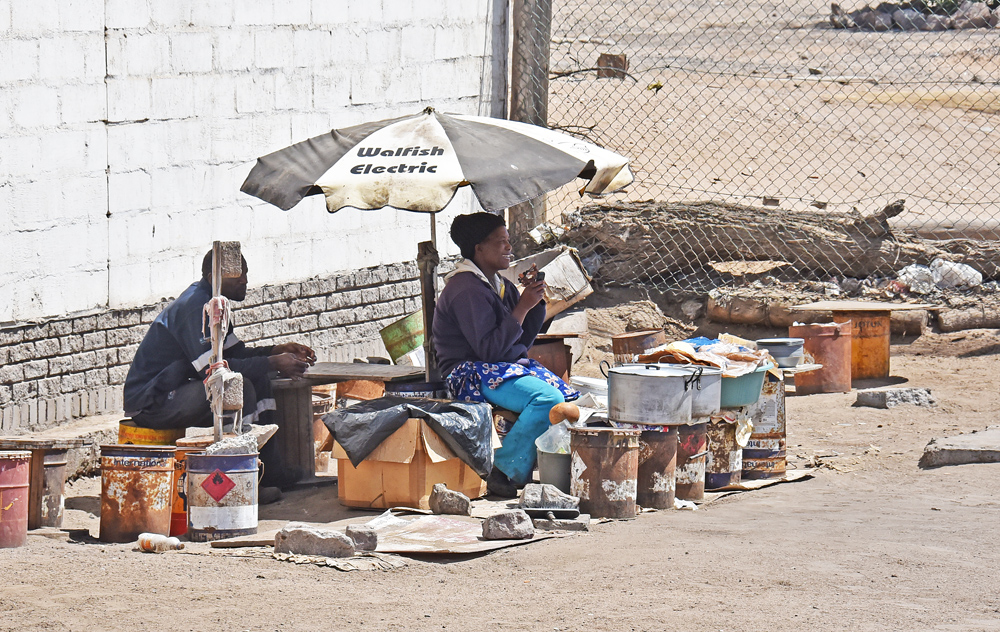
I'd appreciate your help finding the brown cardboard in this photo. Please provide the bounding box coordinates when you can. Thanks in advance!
[333,418,488,510]
[499,246,593,319]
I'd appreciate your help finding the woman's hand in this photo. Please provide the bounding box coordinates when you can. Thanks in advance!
[510,280,546,324]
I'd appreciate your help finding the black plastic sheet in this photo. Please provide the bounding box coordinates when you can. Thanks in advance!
[323,396,494,478]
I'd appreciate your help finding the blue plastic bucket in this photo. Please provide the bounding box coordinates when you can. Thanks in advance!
[719,363,773,408]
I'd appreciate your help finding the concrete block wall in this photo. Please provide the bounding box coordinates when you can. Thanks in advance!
[0,260,422,434]
[0,0,508,433]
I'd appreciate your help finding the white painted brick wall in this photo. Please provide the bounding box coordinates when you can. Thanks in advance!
[2,0,505,321]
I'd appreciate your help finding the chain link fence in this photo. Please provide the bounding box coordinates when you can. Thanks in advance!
[513,0,1000,292]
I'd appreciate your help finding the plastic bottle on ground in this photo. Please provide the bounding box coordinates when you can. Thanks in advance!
[137,533,185,553]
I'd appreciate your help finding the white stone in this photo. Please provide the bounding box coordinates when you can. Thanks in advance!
[292,28,332,69]
[0,39,39,84]
[275,522,355,557]
[236,74,277,113]
[192,74,237,118]
[273,0,311,25]
[38,34,87,80]
[150,0,192,27]
[234,0,274,26]
[192,1,234,27]
[382,0,414,23]
[170,32,214,73]
[0,0,10,32]
[105,0,151,29]
[214,28,255,71]
[11,0,59,33]
[107,77,152,122]
[435,24,472,60]
[58,0,104,32]
[150,76,197,119]
[59,83,107,124]
[13,85,59,128]
[108,171,152,214]
[311,0,350,25]
[81,33,106,80]
[348,0,383,22]
[384,65,421,104]
[274,72,313,111]
[400,25,436,64]
[254,27,294,69]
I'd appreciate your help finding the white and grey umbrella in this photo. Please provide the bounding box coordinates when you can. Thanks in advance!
[240,107,633,213]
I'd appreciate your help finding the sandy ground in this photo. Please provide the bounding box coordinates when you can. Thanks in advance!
[2,329,999,632]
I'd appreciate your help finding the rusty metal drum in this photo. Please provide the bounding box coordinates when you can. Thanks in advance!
[789,321,851,394]
[99,445,175,543]
[705,418,742,490]
[834,311,891,380]
[612,329,667,364]
[0,451,31,549]
[186,452,259,542]
[675,423,708,501]
[570,427,640,519]
[743,372,787,480]
[636,428,677,509]
[37,449,70,528]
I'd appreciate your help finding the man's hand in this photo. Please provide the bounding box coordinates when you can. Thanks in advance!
[269,352,310,379]
[272,342,317,365]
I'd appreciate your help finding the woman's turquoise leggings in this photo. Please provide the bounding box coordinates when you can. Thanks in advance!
[481,375,564,486]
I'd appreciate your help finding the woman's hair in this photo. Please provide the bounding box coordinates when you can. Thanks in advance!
[450,212,506,260]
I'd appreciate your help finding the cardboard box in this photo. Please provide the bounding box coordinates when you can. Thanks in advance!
[332,418,489,510]
[500,246,593,319]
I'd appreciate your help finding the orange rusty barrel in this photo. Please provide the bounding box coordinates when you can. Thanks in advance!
[833,311,890,380]
[705,418,742,490]
[674,423,708,501]
[789,321,852,394]
[99,445,175,543]
[743,372,787,480]
[0,451,31,548]
[612,330,667,364]
[170,437,214,537]
[636,428,677,509]
[118,420,185,446]
[570,427,640,519]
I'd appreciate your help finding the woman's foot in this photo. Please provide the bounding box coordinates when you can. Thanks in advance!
[485,468,518,498]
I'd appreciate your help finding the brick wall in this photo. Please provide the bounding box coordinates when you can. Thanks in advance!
[0,260,424,434]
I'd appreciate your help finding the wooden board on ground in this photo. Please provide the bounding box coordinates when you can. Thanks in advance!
[790,300,936,312]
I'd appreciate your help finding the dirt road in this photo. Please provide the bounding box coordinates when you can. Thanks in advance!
[2,331,999,632]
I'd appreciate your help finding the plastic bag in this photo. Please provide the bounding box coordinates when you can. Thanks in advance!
[897,263,935,294]
[535,421,571,455]
[930,258,982,289]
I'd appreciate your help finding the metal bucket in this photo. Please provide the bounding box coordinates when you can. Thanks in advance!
[705,419,742,489]
[379,311,424,363]
[570,427,640,519]
[118,420,185,445]
[0,451,31,548]
[743,372,787,480]
[675,423,708,501]
[99,445,175,543]
[36,449,70,528]
[536,449,572,494]
[636,428,677,509]
[384,381,447,399]
[186,452,258,542]
[789,322,852,394]
[169,444,209,537]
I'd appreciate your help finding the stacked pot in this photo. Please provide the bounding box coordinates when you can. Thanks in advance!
[602,362,722,505]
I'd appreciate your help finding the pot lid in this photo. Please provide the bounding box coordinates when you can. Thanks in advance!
[608,364,697,377]
[756,338,804,345]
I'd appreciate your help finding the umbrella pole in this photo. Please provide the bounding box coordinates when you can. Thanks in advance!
[417,239,440,384]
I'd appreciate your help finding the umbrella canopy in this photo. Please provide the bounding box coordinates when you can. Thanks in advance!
[240,107,633,213]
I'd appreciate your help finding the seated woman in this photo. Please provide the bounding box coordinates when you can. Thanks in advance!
[432,212,579,497]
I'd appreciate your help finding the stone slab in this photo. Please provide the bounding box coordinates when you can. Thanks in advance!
[919,427,1000,468]
[855,387,936,409]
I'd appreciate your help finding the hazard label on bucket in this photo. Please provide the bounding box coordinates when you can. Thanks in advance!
[201,468,235,502]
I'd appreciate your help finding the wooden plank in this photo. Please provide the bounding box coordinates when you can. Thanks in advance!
[0,438,86,450]
[305,362,424,382]
[790,300,935,312]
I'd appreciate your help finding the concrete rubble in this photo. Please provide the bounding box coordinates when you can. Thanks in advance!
[345,525,378,551]
[531,514,591,532]
[482,510,534,540]
[855,387,936,409]
[428,483,472,516]
[919,427,1000,468]
[519,483,580,510]
[274,522,356,558]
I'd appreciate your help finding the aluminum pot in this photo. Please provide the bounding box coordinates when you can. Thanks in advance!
[601,361,695,425]
[671,365,722,418]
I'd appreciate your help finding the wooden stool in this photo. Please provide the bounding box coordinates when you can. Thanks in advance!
[0,438,85,529]
[117,420,185,445]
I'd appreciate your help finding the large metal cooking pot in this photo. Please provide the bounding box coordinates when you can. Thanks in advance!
[671,365,722,418]
[601,362,696,425]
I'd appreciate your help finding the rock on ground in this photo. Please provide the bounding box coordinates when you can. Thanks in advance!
[919,427,1000,468]
[482,510,534,540]
[855,387,936,409]
[428,483,472,515]
[532,513,591,532]
[274,522,355,557]
[345,525,378,551]
[520,483,580,510]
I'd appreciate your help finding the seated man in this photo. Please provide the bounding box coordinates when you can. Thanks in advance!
[123,250,316,489]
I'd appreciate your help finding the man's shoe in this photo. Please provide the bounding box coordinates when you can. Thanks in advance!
[485,468,518,499]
